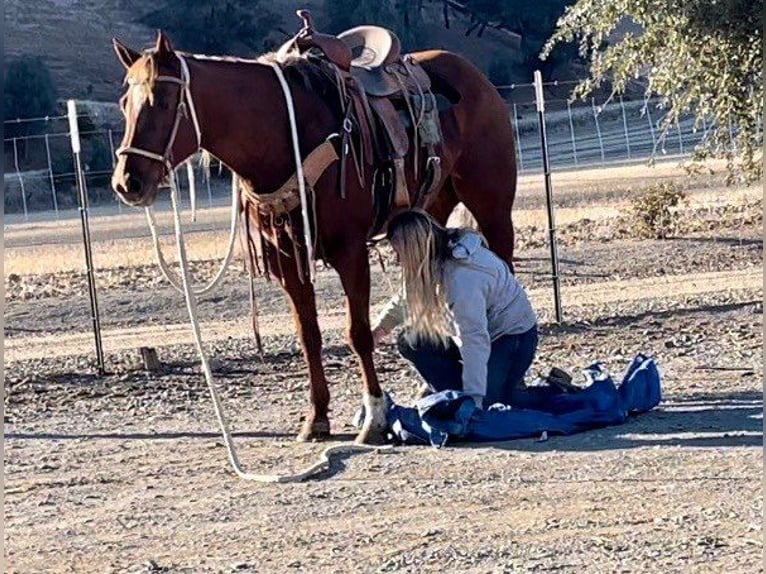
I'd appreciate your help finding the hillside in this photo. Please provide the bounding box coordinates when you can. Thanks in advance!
[5,0,531,103]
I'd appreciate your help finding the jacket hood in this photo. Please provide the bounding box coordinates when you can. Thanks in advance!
[449,230,485,260]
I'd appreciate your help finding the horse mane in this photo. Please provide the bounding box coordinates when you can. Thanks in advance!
[124,51,160,100]
[258,51,345,121]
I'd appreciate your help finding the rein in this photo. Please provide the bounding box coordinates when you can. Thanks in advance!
[134,53,389,481]
[120,52,321,285]
[268,62,318,283]
[163,169,389,483]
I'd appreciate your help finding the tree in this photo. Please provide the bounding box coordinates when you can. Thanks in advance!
[137,0,280,55]
[434,1,578,76]
[4,56,58,125]
[324,0,425,51]
[488,52,512,86]
[543,0,763,184]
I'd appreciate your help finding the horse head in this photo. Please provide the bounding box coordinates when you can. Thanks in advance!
[111,32,200,206]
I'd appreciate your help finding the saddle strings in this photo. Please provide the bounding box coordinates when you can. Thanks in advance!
[268,62,317,283]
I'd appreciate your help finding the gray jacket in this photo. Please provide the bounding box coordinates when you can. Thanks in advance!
[373,230,537,403]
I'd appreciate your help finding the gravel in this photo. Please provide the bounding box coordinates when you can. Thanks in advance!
[4,195,762,573]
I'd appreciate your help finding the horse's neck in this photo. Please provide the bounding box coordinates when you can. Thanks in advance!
[189,58,297,192]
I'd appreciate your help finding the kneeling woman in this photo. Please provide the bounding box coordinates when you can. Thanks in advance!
[372,209,538,409]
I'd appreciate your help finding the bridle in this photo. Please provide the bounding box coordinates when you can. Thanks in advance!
[116,54,202,174]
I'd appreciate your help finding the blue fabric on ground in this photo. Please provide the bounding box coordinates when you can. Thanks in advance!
[383,353,662,447]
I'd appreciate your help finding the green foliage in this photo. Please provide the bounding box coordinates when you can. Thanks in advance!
[324,0,357,34]
[324,0,425,50]
[543,0,763,184]
[488,53,512,85]
[631,182,687,239]
[324,1,578,68]
[4,56,58,129]
[444,1,578,75]
[138,0,280,55]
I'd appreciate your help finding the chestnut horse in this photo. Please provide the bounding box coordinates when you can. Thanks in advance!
[110,31,517,444]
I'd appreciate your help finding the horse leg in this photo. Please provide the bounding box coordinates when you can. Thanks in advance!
[265,238,331,442]
[426,177,460,226]
[327,242,388,445]
[451,150,517,270]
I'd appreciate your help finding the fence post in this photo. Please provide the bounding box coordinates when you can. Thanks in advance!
[591,97,605,164]
[512,102,525,173]
[205,171,213,207]
[534,71,563,324]
[619,95,632,159]
[106,129,122,213]
[645,101,657,151]
[44,134,60,217]
[12,138,29,220]
[676,120,684,154]
[566,100,578,166]
[68,100,105,375]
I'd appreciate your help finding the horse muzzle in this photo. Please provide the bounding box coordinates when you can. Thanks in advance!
[112,172,159,207]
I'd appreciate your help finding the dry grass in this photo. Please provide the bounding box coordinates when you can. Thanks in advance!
[4,232,246,277]
[4,159,757,277]
[5,267,761,363]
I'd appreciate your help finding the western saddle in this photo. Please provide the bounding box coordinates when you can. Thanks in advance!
[276,10,443,236]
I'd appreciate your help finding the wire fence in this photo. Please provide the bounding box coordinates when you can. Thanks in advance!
[3,117,231,221]
[510,95,708,174]
[4,85,760,369]
[3,87,715,220]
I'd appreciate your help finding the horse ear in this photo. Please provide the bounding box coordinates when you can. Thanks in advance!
[155,30,174,54]
[113,38,140,69]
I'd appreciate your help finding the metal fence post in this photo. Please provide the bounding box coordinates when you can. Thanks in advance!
[12,137,29,220]
[205,172,213,207]
[534,71,563,324]
[566,100,578,165]
[676,120,684,153]
[106,128,122,212]
[44,133,60,216]
[619,95,631,159]
[645,101,657,150]
[512,102,525,173]
[591,97,605,164]
[107,129,116,168]
[68,100,105,375]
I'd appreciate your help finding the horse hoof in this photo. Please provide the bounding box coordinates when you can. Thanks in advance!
[296,418,331,442]
[354,425,388,446]
[355,393,388,445]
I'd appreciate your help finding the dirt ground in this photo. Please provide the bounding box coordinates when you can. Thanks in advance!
[4,161,764,573]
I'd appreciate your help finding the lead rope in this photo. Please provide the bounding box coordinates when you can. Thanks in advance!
[269,62,316,283]
[163,170,389,482]
[186,161,197,223]
[144,165,239,297]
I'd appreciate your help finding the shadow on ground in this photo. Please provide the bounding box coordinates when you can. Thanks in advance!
[481,390,763,453]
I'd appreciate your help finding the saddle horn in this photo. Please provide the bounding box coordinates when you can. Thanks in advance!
[296,10,315,36]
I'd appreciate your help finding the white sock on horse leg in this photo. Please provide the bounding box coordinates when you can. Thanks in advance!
[363,393,387,430]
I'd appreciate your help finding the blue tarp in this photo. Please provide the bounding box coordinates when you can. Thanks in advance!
[375,354,662,447]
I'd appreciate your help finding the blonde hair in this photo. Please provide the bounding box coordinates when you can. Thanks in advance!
[388,210,454,344]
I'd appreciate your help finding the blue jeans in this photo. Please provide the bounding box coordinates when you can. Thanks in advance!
[397,326,550,409]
